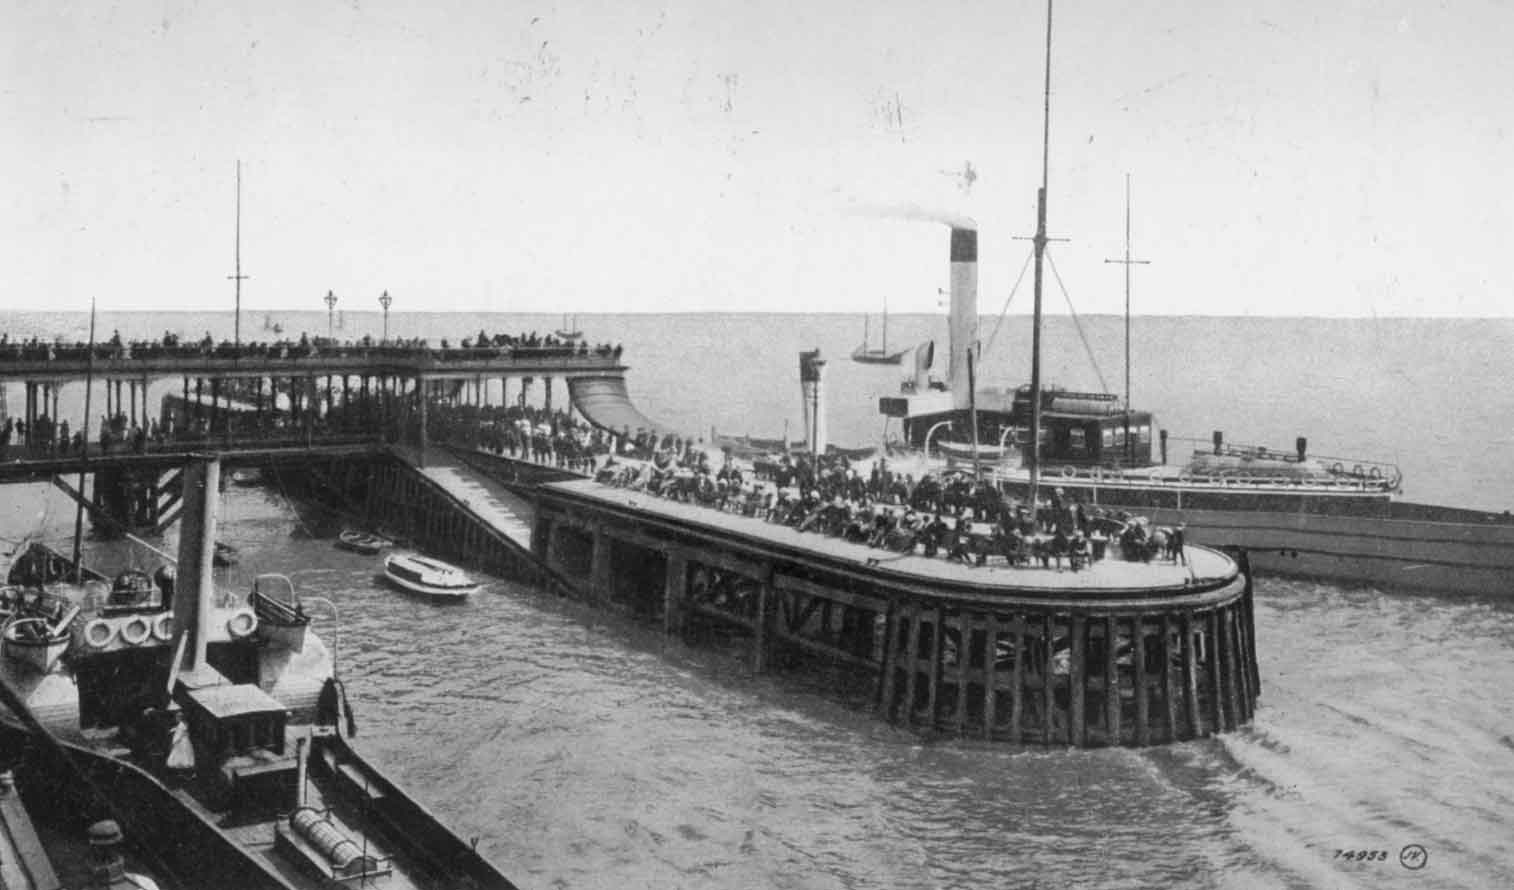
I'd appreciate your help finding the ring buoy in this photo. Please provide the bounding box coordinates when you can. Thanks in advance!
[151,614,174,642]
[1368,466,1382,480]
[83,618,117,648]
[1331,462,1344,474]
[225,609,257,639]
[1061,465,1074,478]
[119,616,152,646]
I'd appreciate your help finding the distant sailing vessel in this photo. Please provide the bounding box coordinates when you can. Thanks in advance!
[851,298,908,365]
[555,314,583,340]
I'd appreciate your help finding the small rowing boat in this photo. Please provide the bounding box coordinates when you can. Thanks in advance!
[383,553,481,599]
[335,529,394,556]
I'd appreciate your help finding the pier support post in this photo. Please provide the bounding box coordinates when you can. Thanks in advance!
[663,551,687,636]
[876,597,900,718]
[416,376,429,465]
[751,571,772,674]
[589,527,613,604]
[983,612,1000,740]
[1133,615,1150,747]
[1070,614,1087,746]
[1105,615,1121,745]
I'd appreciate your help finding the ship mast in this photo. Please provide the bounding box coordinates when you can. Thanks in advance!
[1027,0,1054,510]
[229,160,250,349]
[1105,174,1149,464]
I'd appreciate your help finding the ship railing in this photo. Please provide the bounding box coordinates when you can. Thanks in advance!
[995,463,1399,494]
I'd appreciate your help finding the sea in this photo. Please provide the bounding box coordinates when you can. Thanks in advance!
[3,309,1513,890]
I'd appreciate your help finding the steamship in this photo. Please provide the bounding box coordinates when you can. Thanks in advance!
[874,224,1514,597]
[0,456,519,889]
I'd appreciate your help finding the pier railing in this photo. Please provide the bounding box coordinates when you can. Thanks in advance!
[0,345,624,381]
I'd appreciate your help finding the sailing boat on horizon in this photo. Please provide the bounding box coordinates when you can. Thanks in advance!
[850,297,909,365]
[555,313,583,341]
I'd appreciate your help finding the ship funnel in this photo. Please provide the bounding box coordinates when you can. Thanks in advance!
[172,455,222,687]
[947,228,978,409]
[799,349,828,457]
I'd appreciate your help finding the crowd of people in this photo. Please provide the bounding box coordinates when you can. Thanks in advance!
[429,403,615,474]
[598,448,1187,571]
[0,329,623,364]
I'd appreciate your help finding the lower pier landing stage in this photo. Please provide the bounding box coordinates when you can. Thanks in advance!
[533,479,1260,748]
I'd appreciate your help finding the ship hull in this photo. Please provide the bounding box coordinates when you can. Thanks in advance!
[990,474,1514,596]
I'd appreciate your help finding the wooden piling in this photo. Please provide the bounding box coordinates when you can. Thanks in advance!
[953,612,969,735]
[1205,610,1223,734]
[1105,615,1121,746]
[983,612,999,741]
[925,607,944,728]
[876,597,900,719]
[664,552,687,636]
[1041,613,1055,746]
[752,574,771,674]
[901,602,921,725]
[1069,614,1087,746]
[1133,615,1150,747]
[1221,607,1241,730]
[1182,613,1200,739]
[1009,614,1025,743]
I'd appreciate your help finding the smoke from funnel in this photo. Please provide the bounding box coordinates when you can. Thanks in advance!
[844,201,977,232]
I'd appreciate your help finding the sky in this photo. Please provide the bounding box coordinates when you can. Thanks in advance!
[3,0,1511,316]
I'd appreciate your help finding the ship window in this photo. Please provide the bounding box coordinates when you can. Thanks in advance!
[1101,427,1114,447]
[1069,428,1086,453]
[1138,424,1151,444]
[1113,426,1126,446]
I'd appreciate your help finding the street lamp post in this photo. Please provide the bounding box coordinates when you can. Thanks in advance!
[324,290,338,340]
[379,290,392,342]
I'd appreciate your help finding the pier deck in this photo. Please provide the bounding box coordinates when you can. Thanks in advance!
[542,478,1235,599]
[400,448,535,548]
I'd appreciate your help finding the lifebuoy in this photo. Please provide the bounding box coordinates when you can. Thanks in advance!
[1331,462,1344,474]
[1352,464,1364,477]
[83,619,116,648]
[225,609,257,639]
[1061,465,1075,478]
[120,616,152,646]
[151,614,174,642]
[1368,466,1383,480]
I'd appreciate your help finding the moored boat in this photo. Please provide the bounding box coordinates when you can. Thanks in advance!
[230,467,263,487]
[0,456,520,889]
[335,528,394,555]
[383,553,481,599]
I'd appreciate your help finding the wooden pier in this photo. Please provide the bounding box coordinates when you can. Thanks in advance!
[529,478,1260,746]
[0,337,1262,747]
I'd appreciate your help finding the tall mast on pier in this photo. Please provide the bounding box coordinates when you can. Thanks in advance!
[229,161,250,348]
[1027,0,1054,510]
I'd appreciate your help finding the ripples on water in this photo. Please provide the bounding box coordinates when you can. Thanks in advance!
[9,483,1514,890]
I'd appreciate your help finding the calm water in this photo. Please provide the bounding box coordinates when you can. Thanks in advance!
[3,311,1513,889]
